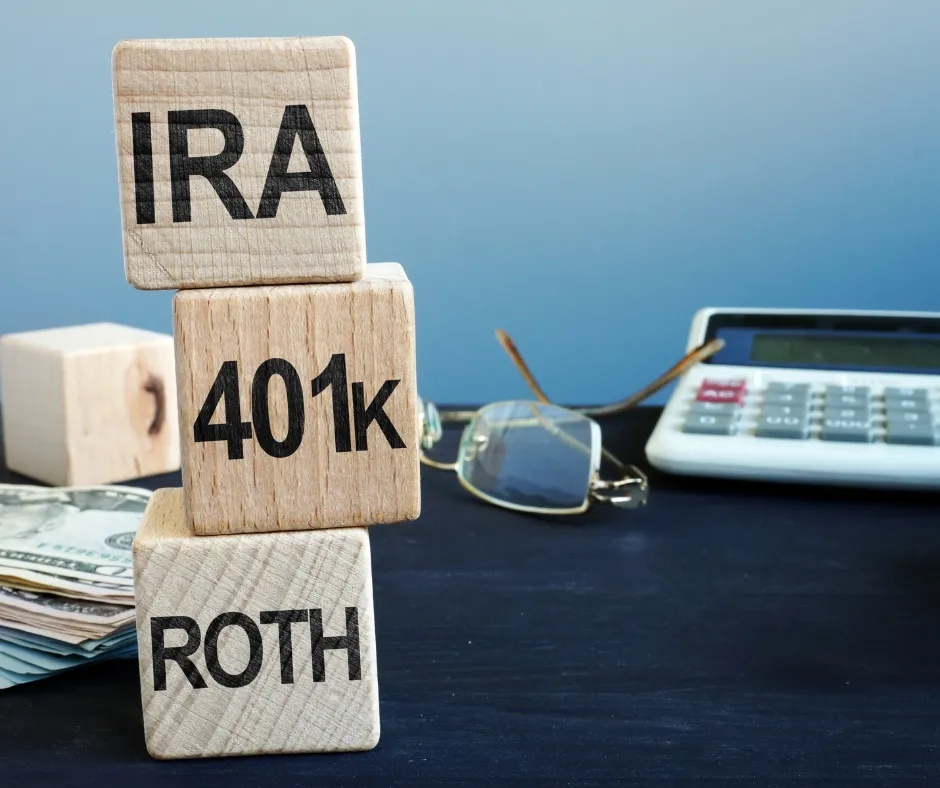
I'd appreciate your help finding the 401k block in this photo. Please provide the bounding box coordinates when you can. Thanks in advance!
[113,36,365,289]
[0,323,179,486]
[134,489,379,759]
[174,263,419,535]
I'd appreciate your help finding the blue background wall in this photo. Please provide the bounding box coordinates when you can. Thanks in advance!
[1,1,939,404]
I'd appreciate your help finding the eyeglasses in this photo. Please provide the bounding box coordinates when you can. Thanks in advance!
[419,332,724,515]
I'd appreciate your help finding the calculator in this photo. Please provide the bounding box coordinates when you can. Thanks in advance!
[645,308,940,488]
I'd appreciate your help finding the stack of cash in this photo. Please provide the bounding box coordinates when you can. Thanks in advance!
[0,484,152,688]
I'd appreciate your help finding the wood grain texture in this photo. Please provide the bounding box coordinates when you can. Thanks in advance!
[133,488,379,759]
[113,36,365,289]
[0,323,179,486]
[174,263,419,535]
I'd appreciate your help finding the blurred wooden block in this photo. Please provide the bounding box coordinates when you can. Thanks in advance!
[113,36,365,289]
[133,489,379,759]
[0,323,179,486]
[174,263,419,535]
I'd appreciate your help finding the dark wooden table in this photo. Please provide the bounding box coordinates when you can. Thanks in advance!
[1,407,939,786]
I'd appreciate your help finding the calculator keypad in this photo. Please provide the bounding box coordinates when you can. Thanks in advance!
[682,380,939,445]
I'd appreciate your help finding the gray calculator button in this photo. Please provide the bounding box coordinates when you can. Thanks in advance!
[823,406,870,421]
[763,391,811,406]
[766,382,811,395]
[760,402,809,419]
[884,387,929,400]
[826,385,871,397]
[820,418,872,442]
[884,398,926,412]
[885,423,939,446]
[689,401,739,416]
[885,409,932,425]
[756,414,809,439]
[826,393,869,408]
[683,414,735,435]
[762,404,809,419]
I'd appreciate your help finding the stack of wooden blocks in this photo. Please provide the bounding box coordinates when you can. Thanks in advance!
[112,36,420,759]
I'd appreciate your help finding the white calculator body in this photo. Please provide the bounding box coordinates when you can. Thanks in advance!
[645,308,940,488]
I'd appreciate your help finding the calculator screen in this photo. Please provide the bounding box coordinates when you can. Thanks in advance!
[750,333,940,370]
[703,313,940,374]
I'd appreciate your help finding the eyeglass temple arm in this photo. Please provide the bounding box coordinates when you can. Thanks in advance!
[495,330,725,417]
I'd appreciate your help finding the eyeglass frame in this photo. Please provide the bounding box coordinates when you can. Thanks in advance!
[419,333,724,515]
[420,399,648,514]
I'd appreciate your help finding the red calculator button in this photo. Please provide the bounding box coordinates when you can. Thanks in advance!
[701,378,747,391]
[697,380,747,404]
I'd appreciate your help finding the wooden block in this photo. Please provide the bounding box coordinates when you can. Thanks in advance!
[0,323,179,486]
[113,36,365,290]
[133,488,379,759]
[174,262,419,535]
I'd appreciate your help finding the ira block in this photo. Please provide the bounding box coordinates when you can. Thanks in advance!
[133,489,379,759]
[174,263,419,535]
[113,36,365,289]
[0,323,179,486]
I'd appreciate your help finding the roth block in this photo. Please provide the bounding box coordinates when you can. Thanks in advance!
[174,263,419,535]
[0,323,179,486]
[133,489,379,759]
[113,36,365,290]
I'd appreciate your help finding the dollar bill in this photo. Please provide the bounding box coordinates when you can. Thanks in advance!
[0,586,134,625]
[0,623,136,655]
[0,637,135,673]
[0,484,151,588]
[0,568,133,603]
[0,618,132,644]
[0,617,132,645]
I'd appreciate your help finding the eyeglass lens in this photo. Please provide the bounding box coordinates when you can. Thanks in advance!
[456,401,598,512]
